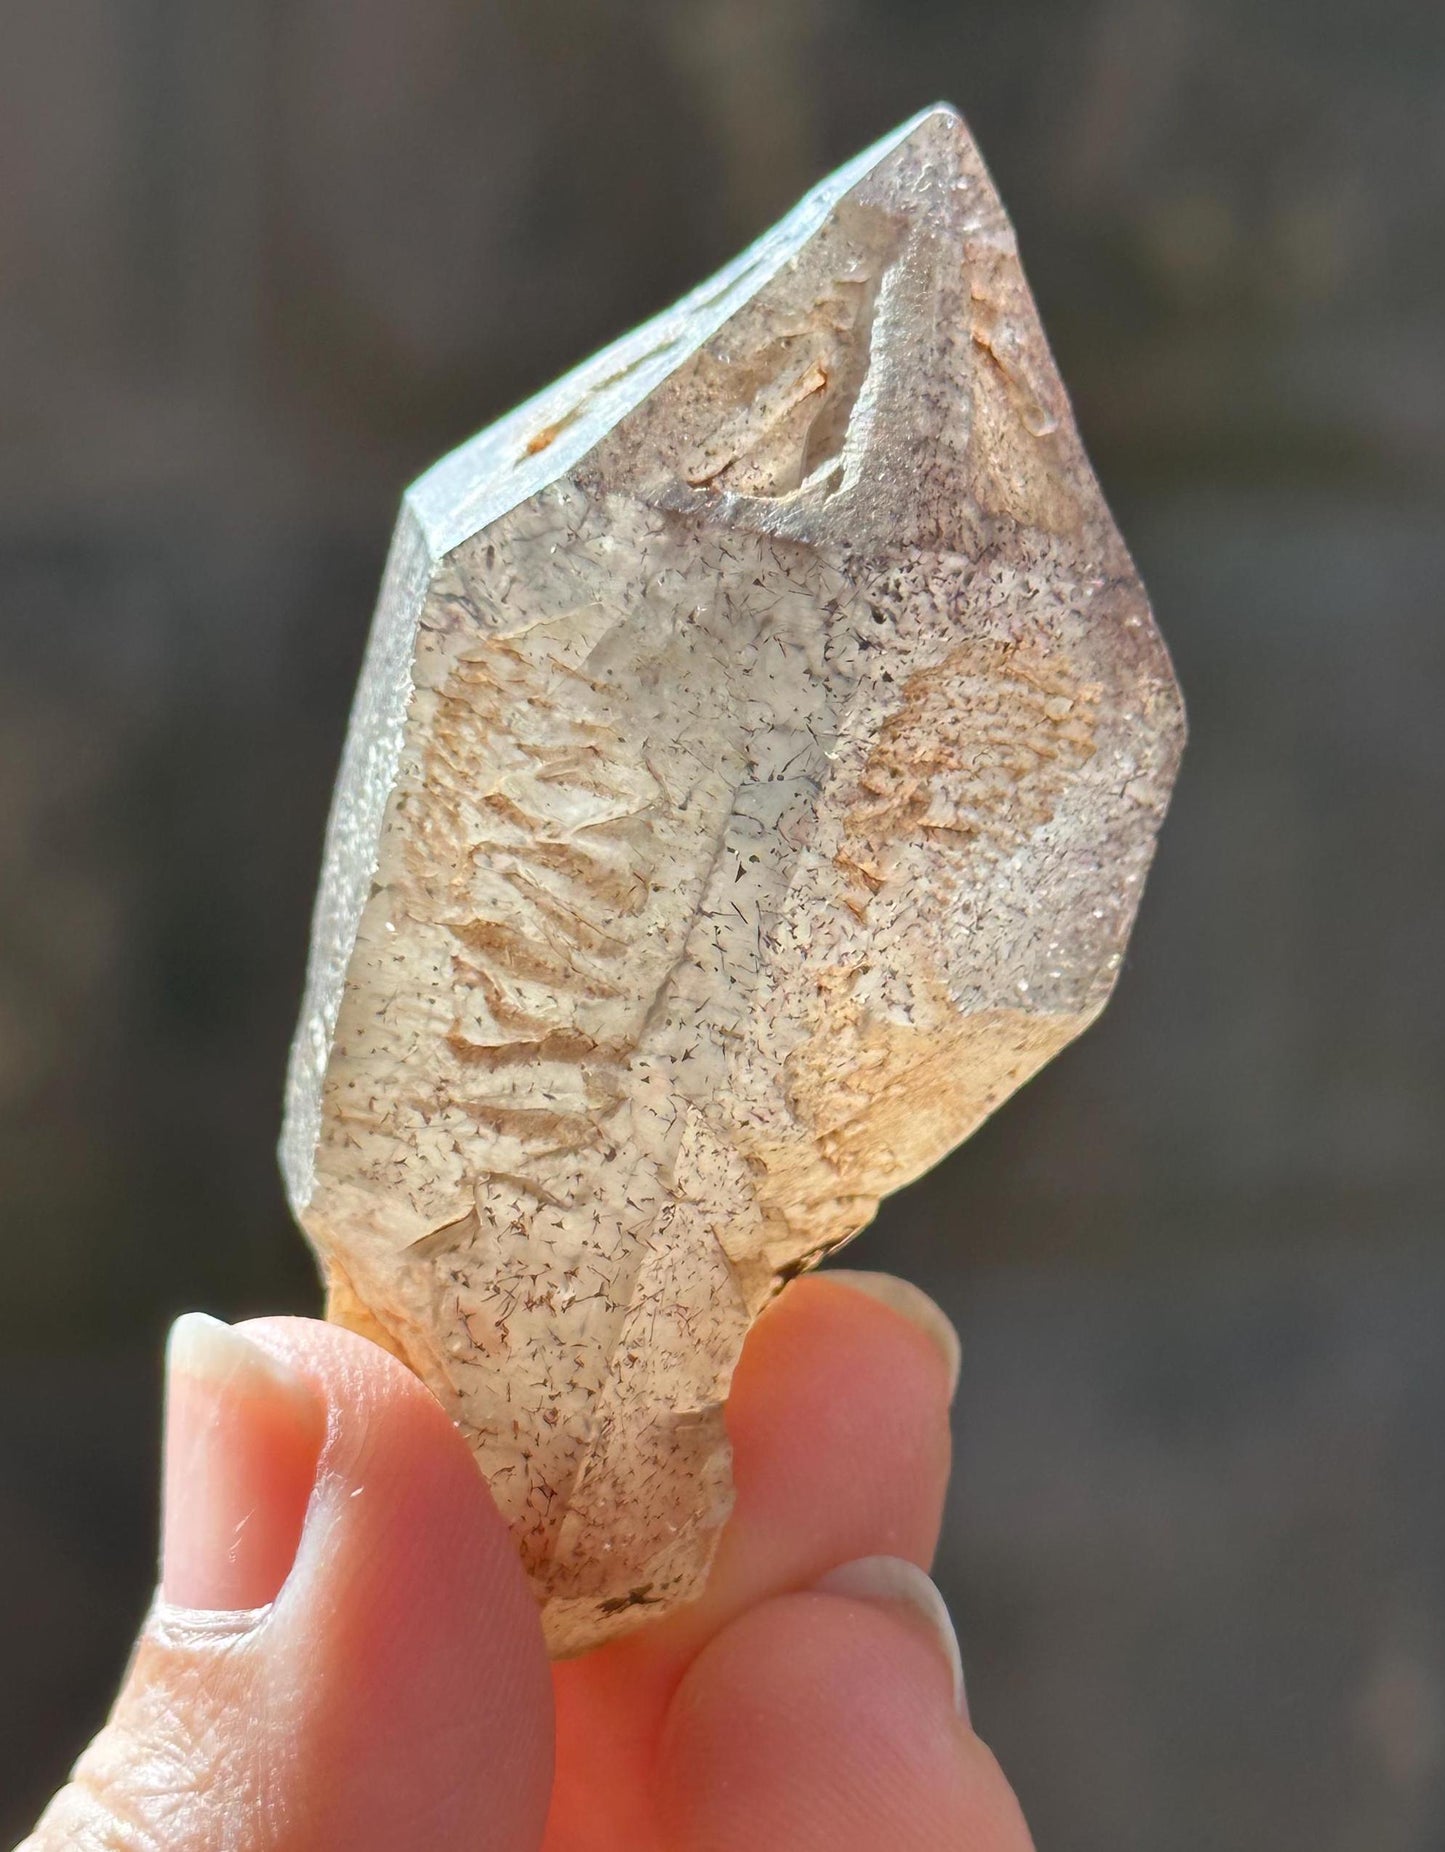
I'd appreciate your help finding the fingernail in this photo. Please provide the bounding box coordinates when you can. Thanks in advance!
[812,1554,968,1719]
[824,1271,962,1400]
[162,1314,325,1611]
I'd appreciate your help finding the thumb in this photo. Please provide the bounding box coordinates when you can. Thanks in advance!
[21,1314,553,1852]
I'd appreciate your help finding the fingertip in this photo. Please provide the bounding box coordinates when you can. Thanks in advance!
[161,1313,326,1611]
[705,1270,956,1607]
[234,1315,554,1846]
[235,1313,527,1632]
[658,1591,1034,1852]
[817,1270,962,1400]
[735,1269,958,1446]
[811,1554,967,1720]
[28,1314,554,1852]
[234,1313,453,1454]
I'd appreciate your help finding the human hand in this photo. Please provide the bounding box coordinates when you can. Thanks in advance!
[20,1274,1036,1850]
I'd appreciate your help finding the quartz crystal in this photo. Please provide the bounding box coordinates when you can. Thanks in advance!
[282,104,1185,1654]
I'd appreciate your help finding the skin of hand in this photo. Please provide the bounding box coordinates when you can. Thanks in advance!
[20,1274,1037,1852]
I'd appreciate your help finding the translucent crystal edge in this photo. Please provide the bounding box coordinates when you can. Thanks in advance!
[281,500,431,1216]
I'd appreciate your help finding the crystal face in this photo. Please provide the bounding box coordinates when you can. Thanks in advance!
[282,105,1185,1654]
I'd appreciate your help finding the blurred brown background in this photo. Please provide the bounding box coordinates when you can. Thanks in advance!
[2,0,1442,1845]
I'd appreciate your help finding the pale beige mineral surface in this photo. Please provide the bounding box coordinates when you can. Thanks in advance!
[282,104,1184,1654]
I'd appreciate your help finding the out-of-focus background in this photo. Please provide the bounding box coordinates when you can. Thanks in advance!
[2,0,1441,1843]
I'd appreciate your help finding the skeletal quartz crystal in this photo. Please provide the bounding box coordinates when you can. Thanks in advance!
[282,105,1184,1654]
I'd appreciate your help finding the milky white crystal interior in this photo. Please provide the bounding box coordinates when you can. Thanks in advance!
[282,104,1184,1654]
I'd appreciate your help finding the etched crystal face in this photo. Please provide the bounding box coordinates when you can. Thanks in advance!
[282,105,1184,1654]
